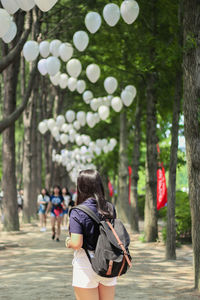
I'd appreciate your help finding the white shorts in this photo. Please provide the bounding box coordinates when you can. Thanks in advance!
[72,248,117,289]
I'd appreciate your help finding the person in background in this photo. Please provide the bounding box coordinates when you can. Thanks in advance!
[62,187,72,230]
[17,190,24,213]
[46,185,66,242]
[37,188,50,232]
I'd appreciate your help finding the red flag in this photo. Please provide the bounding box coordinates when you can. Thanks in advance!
[108,180,114,197]
[128,166,132,206]
[157,165,167,210]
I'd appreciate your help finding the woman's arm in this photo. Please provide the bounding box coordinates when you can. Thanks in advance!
[65,233,83,250]
[45,201,52,215]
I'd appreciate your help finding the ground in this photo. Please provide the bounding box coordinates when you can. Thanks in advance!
[0,220,199,300]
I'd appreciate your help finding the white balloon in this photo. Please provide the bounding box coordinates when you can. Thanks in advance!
[85,12,102,34]
[66,110,75,123]
[66,59,82,78]
[50,72,60,86]
[49,39,61,57]
[103,3,120,27]
[16,0,35,11]
[95,146,101,156]
[90,98,99,111]
[103,145,109,154]
[83,135,91,146]
[39,41,50,58]
[76,111,86,126]
[125,85,137,98]
[0,9,12,38]
[23,41,39,62]
[121,90,134,106]
[37,59,47,76]
[46,56,60,76]
[2,21,17,43]
[59,42,73,62]
[94,112,100,124]
[60,134,69,145]
[73,120,81,131]
[76,80,86,94]
[73,31,89,52]
[86,112,95,128]
[61,123,69,133]
[83,90,93,104]
[104,76,118,94]
[68,77,77,92]
[34,0,58,12]
[86,64,101,83]
[38,121,48,134]
[59,73,68,89]
[56,115,65,128]
[120,0,139,24]
[1,0,19,14]
[51,126,59,138]
[76,135,83,146]
[110,138,117,147]
[47,118,55,130]
[111,96,123,112]
[98,105,110,120]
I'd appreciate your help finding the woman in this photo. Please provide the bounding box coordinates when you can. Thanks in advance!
[62,187,72,230]
[37,188,50,232]
[46,185,65,242]
[65,169,117,300]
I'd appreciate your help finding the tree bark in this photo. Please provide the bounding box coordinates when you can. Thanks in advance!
[2,63,20,231]
[144,73,158,242]
[166,71,182,259]
[183,0,200,289]
[130,97,142,233]
[117,111,129,223]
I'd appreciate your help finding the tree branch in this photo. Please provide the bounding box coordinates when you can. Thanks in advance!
[0,62,38,133]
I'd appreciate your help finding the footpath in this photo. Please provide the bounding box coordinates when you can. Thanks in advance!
[0,222,198,300]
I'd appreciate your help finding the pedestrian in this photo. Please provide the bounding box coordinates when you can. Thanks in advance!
[37,188,50,232]
[17,190,23,213]
[65,169,117,300]
[46,185,65,242]
[62,187,72,230]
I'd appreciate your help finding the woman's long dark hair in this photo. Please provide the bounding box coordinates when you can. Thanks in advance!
[77,169,114,219]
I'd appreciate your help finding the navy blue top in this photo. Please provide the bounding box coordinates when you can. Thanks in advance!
[50,195,64,212]
[69,198,116,251]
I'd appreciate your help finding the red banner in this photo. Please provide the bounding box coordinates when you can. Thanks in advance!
[157,164,167,210]
[108,180,114,197]
[128,166,132,206]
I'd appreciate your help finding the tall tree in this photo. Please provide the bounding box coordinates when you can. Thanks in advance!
[183,0,200,289]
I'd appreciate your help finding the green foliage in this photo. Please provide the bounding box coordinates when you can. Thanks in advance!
[161,191,191,244]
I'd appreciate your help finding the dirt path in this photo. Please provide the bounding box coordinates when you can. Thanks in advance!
[0,222,199,300]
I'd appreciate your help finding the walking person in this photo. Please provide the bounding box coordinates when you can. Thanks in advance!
[46,185,65,242]
[62,187,72,230]
[37,188,50,232]
[65,169,117,300]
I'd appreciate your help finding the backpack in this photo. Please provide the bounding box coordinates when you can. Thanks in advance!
[70,204,132,278]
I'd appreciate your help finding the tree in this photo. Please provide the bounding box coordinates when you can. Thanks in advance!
[183,0,200,289]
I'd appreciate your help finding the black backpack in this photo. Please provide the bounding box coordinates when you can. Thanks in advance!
[70,205,132,278]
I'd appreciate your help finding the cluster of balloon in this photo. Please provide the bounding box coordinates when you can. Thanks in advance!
[0,0,58,44]
[52,136,118,182]
[1,0,58,13]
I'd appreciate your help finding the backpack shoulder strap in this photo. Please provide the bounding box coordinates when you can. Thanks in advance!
[69,205,100,225]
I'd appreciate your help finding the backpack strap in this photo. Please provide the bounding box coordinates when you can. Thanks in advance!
[69,205,101,225]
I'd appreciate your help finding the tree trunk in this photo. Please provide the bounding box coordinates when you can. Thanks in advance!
[2,63,19,231]
[183,0,200,289]
[130,97,142,233]
[144,73,158,242]
[166,71,182,260]
[117,111,129,223]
